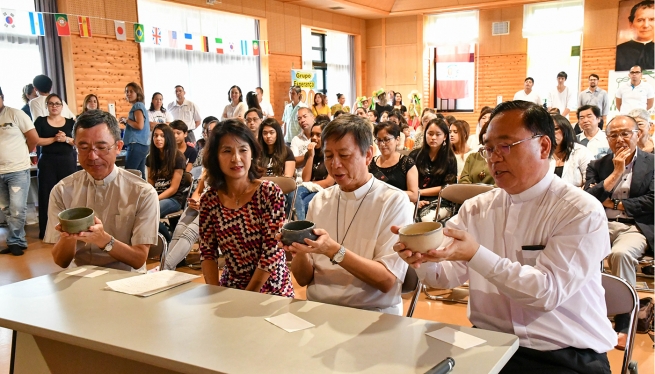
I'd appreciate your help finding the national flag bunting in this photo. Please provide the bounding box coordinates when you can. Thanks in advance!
[240,40,248,55]
[78,16,91,37]
[2,9,16,31]
[28,12,44,36]
[169,30,178,48]
[114,21,126,41]
[184,33,193,50]
[134,23,144,43]
[252,40,260,56]
[54,13,70,36]
[152,27,161,45]
[215,37,224,54]
[228,41,236,54]
[200,36,208,52]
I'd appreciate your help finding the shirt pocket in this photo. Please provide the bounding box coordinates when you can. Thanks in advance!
[115,214,135,242]
[519,246,544,267]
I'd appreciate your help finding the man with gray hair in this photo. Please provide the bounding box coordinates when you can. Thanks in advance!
[286,114,413,315]
[46,110,159,272]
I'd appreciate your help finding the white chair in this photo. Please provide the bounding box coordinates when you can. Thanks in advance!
[601,273,639,374]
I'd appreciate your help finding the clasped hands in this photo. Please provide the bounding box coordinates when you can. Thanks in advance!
[391,226,480,268]
[55,216,112,248]
[55,131,67,143]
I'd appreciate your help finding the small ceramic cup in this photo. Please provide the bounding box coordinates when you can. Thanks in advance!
[280,220,319,246]
[58,207,95,234]
[398,222,444,254]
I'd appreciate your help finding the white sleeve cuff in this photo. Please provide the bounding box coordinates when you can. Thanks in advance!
[467,245,500,278]
[414,261,439,285]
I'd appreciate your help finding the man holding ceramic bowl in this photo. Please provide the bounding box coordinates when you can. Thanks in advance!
[393,101,616,374]
[45,110,159,272]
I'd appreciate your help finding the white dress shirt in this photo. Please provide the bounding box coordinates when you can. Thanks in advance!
[415,172,616,352]
[548,143,592,187]
[167,99,201,130]
[513,90,542,105]
[290,132,310,183]
[306,176,413,315]
[29,95,75,120]
[577,129,611,160]
[260,100,274,119]
[548,86,576,115]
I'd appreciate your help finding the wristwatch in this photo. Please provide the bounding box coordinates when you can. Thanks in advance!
[612,199,620,210]
[101,236,115,252]
[330,245,346,265]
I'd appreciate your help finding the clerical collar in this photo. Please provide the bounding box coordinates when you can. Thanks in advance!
[509,172,554,204]
[87,166,118,186]
[340,174,374,201]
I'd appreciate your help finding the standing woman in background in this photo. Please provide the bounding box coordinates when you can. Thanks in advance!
[81,94,99,113]
[311,93,330,118]
[246,91,262,112]
[34,94,76,239]
[120,82,150,179]
[221,85,248,120]
[21,84,37,119]
[148,92,173,130]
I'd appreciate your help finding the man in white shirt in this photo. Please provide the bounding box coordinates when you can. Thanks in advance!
[288,114,413,315]
[167,85,201,144]
[282,85,307,144]
[290,107,314,182]
[394,101,615,373]
[256,87,274,119]
[615,65,655,114]
[29,75,75,120]
[513,77,541,105]
[576,105,611,160]
[585,115,654,350]
[578,74,610,125]
[547,71,576,118]
[0,87,39,256]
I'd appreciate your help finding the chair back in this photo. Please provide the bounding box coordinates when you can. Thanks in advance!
[398,149,411,156]
[440,184,494,205]
[147,233,169,271]
[262,176,297,195]
[190,165,203,180]
[402,267,422,318]
[601,273,639,374]
[126,169,142,178]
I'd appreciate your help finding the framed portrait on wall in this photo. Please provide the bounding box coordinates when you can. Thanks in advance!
[615,0,654,72]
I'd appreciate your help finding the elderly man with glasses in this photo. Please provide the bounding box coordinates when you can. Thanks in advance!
[585,115,654,350]
[393,100,616,373]
[46,110,159,272]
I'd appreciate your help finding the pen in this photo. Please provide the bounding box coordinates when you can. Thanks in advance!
[425,357,455,374]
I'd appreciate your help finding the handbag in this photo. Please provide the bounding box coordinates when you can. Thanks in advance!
[637,297,654,334]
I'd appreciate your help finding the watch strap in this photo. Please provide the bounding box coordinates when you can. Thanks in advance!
[101,236,115,252]
[613,199,620,210]
[330,245,346,265]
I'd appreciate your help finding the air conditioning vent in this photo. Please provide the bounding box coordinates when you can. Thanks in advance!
[492,21,509,36]
[329,6,345,10]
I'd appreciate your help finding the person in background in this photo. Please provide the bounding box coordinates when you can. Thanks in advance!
[330,93,349,116]
[21,84,37,119]
[367,108,378,124]
[550,114,592,187]
[578,74,609,126]
[119,82,150,179]
[459,122,494,185]
[245,91,261,113]
[628,108,654,153]
[414,111,437,150]
[410,118,457,222]
[282,86,307,144]
[194,116,219,167]
[354,107,367,118]
[81,94,99,114]
[222,85,248,121]
[333,110,346,119]
[311,92,330,118]
[370,122,418,202]
[290,107,315,178]
[576,105,610,160]
[372,89,393,119]
[34,93,77,239]
[468,107,493,150]
[170,120,198,172]
[615,65,655,114]
[29,75,75,120]
[244,108,263,137]
[380,110,390,123]
[392,92,407,114]
[315,114,330,123]
[148,92,173,130]
[547,71,576,118]
[0,86,39,256]
[199,119,294,297]
[513,77,541,105]
[445,115,457,126]
[258,118,295,178]
[401,124,415,150]
[450,120,474,177]
[255,87,274,119]
[167,85,201,144]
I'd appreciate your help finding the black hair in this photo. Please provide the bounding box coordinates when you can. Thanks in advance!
[45,93,63,110]
[175,85,184,90]
[629,1,653,23]
[315,114,330,123]
[551,114,576,162]
[525,77,534,84]
[228,85,243,103]
[333,110,345,118]
[245,108,263,119]
[148,92,166,112]
[557,71,568,80]
[576,105,601,119]
[478,107,493,125]
[73,110,121,141]
[33,75,52,93]
[258,118,289,177]
[256,87,264,94]
[374,121,401,138]
[478,122,489,145]
[414,118,457,180]
[337,93,344,99]
[444,115,457,125]
[388,110,408,126]
[393,91,403,105]
[246,91,261,110]
[203,119,263,190]
[368,110,378,120]
[322,114,372,156]
[489,101,555,157]
[202,116,219,139]
[169,120,188,133]
[589,74,600,80]
[22,84,34,104]
[149,123,181,181]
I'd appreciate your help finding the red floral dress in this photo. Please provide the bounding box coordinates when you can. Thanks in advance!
[199,180,294,297]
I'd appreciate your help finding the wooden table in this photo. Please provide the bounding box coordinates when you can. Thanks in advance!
[0,267,518,374]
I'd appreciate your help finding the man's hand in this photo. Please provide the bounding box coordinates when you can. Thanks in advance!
[286,228,339,258]
[76,216,112,248]
[390,225,441,268]
[612,146,632,173]
[427,228,480,262]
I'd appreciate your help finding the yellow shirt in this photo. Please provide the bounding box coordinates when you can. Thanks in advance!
[312,105,331,117]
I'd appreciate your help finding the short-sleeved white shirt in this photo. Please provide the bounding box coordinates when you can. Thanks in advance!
[29,95,75,120]
[0,106,35,174]
[513,90,542,105]
[167,99,202,130]
[260,101,274,119]
[615,82,655,114]
[148,109,174,125]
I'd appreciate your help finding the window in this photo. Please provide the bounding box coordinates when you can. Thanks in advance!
[311,32,326,94]
[425,11,479,112]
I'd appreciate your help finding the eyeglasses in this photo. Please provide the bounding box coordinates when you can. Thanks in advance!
[479,135,543,160]
[245,117,261,124]
[76,142,118,156]
[629,71,642,75]
[607,130,638,141]
[47,102,63,107]
[374,137,395,145]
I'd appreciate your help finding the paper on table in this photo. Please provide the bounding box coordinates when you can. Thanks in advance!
[265,313,315,332]
[66,268,108,278]
[66,268,87,276]
[105,270,199,297]
[426,327,486,349]
[82,270,108,278]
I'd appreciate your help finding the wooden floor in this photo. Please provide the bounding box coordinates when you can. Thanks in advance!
[0,224,652,373]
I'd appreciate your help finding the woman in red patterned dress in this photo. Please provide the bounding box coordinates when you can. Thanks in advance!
[199,119,294,297]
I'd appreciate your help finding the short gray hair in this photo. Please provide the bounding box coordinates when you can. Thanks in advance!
[73,110,122,142]
[627,108,649,122]
[322,114,372,156]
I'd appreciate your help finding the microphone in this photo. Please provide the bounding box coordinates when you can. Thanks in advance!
[425,357,455,374]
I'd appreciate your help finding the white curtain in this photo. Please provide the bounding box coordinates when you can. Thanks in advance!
[138,0,260,137]
[425,11,479,47]
[301,26,312,70]
[326,31,353,112]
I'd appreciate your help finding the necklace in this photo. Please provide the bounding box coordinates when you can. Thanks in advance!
[336,179,375,245]
[227,184,251,206]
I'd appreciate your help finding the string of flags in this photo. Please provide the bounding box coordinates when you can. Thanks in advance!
[1,9,269,56]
